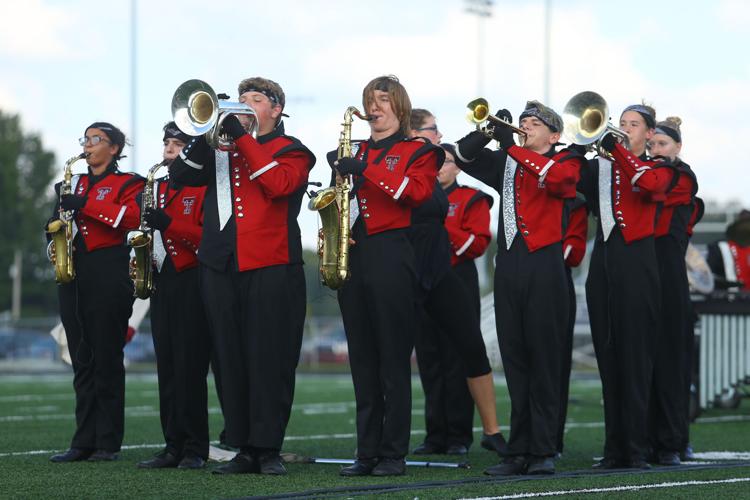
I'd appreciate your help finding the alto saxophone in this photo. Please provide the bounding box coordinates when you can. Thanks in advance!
[47,152,89,284]
[308,106,369,289]
[128,160,168,299]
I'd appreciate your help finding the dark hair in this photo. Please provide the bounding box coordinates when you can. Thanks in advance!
[85,121,127,160]
[410,108,433,131]
[362,75,412,135]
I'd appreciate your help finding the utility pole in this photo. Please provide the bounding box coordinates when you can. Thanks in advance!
[464,0,494,97]
[543,0,551,103]
[130,0,138,172]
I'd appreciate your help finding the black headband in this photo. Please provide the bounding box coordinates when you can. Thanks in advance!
[622,104,656,129]
[654,125,681,143]
[163,124,191,144]
[239,85,280,106]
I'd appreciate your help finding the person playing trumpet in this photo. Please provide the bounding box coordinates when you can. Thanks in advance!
[170,77,316,475]
[454,101,582,476]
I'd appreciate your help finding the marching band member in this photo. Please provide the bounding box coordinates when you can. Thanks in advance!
[330,76,441,477]
[137,123,210,469]
[647,116,699,466]
[557,196,588,455]
[48,122,144,462]
[170,77,316,475]
[454,101,581,476]
[707,209,750,291]
[408,111,505,457]
[580,104,674,469]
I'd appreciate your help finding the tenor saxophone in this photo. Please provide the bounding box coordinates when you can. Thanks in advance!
[308,106,369,289]
[47,152,89,284]
[128,160,168,299]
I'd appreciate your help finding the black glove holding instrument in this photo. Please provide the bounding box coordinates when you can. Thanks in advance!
[143,207,172,231]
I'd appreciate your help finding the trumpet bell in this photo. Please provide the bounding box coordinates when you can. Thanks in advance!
[467,97,491,124]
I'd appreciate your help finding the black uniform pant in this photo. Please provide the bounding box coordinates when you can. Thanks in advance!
[557,266,576,453]
[151,263,211,459]
[415,260,488,449]
[649,236,690,453]
[495,238,568,457]
[200,262,306,451]
[338,228,416,459]
[586,231,660,462]
[58,246,133,452]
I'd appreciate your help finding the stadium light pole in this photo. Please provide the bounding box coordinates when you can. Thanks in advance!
[130,0,138,172]
[464,0,493,97]
[543,0,551,104]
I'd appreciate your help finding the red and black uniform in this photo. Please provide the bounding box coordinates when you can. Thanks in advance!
[413,183,493,452]
[330,132,440,460]
[557,197,588,453]
[146,176,211,461]
[708,239,750,291]
[50,164,144,453]
[579,143,675,465]
[411,183,494,453]
[649,160,699,458]
[170,122,315,457]
[455,132,581,459]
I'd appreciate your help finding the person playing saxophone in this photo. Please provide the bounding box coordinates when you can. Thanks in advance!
[136,122,211,470]
[46,122,145,463]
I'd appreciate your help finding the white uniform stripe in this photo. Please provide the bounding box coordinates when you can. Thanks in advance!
[112,206,127,228]
[456,234,476,256]
[393,177,409,200]
[249,160,279,180]
[538,159,556,183]
[179,152,203,170]
[454,143,474,163]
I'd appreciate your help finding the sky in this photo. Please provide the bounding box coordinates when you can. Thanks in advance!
[2,0,749,249]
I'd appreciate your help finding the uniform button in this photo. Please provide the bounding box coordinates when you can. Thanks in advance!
[234,167,240,172]
[237,213,244,218]
[379,182,384,186]
[616,211,622,215]
[361,206,367,210]
[384,185,390,189]
[171,252,177,256]
[525,159,530,163]
[617,216,624,221]
[389,189,395,193]
[233,153,239,158]
[521,223,527,228]
[168,245,175,250]
[620,223,626,228]
[99,214,103,218]
[235,197,241,202]
[361,198,367,203]
[363,213,370,218]
[237,205,243,210]
[235,182,240,187]
[234,174,240,179]
[523,230,529,236]
[167,239,172,243]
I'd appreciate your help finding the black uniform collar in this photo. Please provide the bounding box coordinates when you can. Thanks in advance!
[368,130,405,150]
[87,160,117,184]
[256,121,285,145]
[444,181,460,196]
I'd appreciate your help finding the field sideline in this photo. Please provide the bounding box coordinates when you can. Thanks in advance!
[1,373,749,499]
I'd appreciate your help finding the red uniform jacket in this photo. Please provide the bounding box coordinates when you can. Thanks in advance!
[348,135,441,235]
[65,170,144,251]
[455,139,581,252]
[172,123,316,272]
[604,143,674,243]
[155,179,206,272]
[444,183,493,266]
[563,203,588,267]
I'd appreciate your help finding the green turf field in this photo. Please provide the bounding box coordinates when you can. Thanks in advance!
[1,373,749,499]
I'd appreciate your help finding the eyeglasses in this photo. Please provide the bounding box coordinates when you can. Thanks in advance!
[443,158,456,164]
[78,135,110,146]
[415,125,439,132]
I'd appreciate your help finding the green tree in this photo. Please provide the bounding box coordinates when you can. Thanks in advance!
[0,110,57,317]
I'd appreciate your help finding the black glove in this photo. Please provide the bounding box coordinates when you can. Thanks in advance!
[143,207,172,231]
[567,143,588,156]
[491,109,515,150]
[599,132,618,153]
[455,130,491,162]
[221,114,247,140]
[60,194,87,211]
[181,135,211,162]
[335,157,368,176]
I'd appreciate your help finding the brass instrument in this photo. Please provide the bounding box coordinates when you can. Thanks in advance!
[47,152,89,284]
[561,91,630,153]
[128,160,169,299]
[171,79,258,150]
[467,97,527,146]
[308,106,370,289]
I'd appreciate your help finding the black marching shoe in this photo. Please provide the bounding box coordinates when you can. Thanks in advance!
[177,454,206,470]
[657,451,680,466]
[481,432,508,455]
[412,442,445,455]
[340,458,379,477]
[485,455,528,476]
[138,450,180,469]
[50,448,93,463]
[212,452,258,475]
[445,444,469,456]
[592,457,624,470]
[258,452,287,475]
[88,450,118,462]
[527,456,555,475]
[680,444,695,461]
[627,458,652,470]
[371,457,406,476]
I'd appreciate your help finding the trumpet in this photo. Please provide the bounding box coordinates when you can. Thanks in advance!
[171,79,258,151]
[561,91,629,153]
[467,98,527,146]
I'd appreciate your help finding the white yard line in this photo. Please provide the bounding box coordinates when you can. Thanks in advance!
[460,477,750,499]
